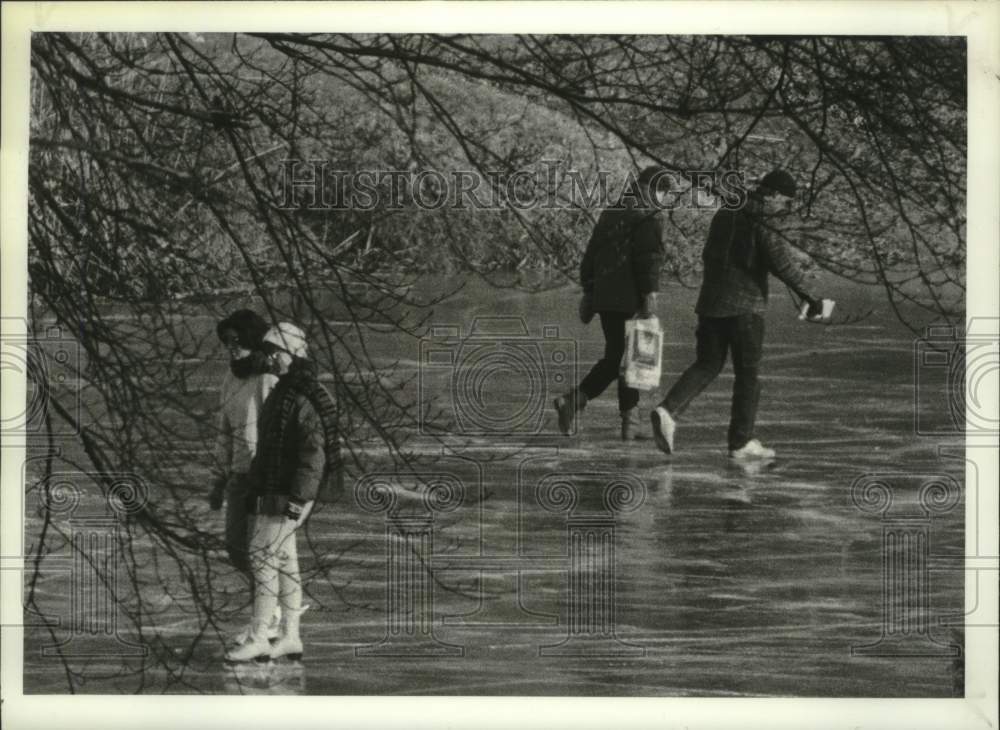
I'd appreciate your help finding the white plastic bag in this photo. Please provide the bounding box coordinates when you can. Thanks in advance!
[621,316,663,390]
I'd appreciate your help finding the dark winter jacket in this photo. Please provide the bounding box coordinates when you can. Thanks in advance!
[695,195,817,317]
[247,359,341,516]
[580,196,664,314]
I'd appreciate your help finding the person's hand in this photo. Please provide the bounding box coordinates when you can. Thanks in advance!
[208,477,226,511]
[283,499,314,529]
[638,292,658,319]
[578,293,595,324]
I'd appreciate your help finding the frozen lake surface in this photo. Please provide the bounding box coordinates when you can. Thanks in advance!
[23,278,966,695]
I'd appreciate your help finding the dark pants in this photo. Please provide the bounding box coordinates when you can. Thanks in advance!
[660,314,764,451]
[578,311,639,413]
[225,473,253,575]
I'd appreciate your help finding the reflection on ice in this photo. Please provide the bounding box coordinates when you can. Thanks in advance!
[224,661,306,695]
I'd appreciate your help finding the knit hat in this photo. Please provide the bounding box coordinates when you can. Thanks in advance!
[263,322,308,359]
[216,309,268,350]
[759,168,797,198]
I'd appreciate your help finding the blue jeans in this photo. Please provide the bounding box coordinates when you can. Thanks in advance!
[659,314,764,450]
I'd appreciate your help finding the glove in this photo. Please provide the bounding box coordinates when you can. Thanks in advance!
[208,476,226,511]
[578,292,595,324]
[283,498,314,528]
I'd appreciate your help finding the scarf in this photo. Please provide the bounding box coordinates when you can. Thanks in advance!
[263,358,341,502]
[230,350,271,379]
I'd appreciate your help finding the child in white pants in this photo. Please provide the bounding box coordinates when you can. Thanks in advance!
[226,322,337,664]
[243,503,312,660]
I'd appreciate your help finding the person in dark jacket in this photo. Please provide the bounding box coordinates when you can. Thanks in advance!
[650,168,825,460]
[225,323,341,663]
[554,165,666,440]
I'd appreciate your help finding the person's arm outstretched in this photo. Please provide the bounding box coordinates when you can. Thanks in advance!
[761,226,820,310]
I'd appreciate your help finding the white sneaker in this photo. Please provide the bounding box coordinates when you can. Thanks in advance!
[650,407,676,455]
[729,439,776,460]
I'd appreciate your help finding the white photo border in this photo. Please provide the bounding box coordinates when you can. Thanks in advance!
[2,3,997,729]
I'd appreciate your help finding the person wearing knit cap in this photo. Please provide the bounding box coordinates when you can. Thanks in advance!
[650,168,826,461]
[210,310,280,646]
[226,322,341,663]
[262,322,309,360]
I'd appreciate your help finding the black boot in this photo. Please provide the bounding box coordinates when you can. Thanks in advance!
[620,407,646,441]
[553,389,587,435]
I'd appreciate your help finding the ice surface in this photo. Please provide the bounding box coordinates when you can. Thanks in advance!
[22,277,965,696]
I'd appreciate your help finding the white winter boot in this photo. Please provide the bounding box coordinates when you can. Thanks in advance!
[269,605,308,661]
[231,605,282,646]
[224,621,272,663]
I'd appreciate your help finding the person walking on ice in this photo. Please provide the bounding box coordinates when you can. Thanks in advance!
[650,168,826,460]
[554,165,666,441]
[225,323,341,663]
